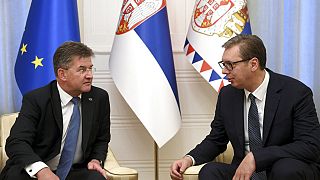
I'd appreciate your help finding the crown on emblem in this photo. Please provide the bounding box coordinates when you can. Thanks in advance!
[191,0,249,38]
[116,0,165,35]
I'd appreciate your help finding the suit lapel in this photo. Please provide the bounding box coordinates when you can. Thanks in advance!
[50,81,63,134]
[262,70,282,145]
[81,92,95,152]
[233,89,245,151]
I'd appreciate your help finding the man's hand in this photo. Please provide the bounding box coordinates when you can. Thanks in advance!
[232,152,256,180]
[36,167,59,180]
[88,159,108,179]
[170,156,193,180]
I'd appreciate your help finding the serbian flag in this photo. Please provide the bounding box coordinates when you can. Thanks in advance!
[109,0,181,147]
[14,0,80,95]
[184,0,251,91]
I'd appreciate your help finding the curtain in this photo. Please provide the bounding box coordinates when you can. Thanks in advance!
[0,0,31,115]
[249,0,320,112]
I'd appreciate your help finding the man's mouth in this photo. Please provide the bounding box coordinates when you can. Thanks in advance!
[227,77,233,82]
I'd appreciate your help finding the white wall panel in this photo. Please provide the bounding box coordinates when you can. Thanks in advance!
[167,0,187,52]
[83,0,121,52]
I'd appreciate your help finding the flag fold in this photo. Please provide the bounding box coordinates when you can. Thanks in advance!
[110,0,181,147]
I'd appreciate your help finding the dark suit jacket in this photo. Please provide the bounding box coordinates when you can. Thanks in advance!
[188,69,320,172]
[1,80,110,176]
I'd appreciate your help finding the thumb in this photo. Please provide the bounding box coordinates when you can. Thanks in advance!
[88,163,94,169]
[179,163,188,173]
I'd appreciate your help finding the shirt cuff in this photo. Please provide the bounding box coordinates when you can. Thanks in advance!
[25,161,48,178]
[185,155,195,166]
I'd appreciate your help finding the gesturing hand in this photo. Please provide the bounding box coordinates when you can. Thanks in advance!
[36,167,59,180]
[232,152,256,180]
[88,159,108,179]
[170,156,193,180]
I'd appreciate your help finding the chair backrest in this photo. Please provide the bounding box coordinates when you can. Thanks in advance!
[0,112,19,170]
[104,148,120,170]
[214,142,234,163]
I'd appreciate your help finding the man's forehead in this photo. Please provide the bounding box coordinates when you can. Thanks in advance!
[223,46,241,59]
[224,45,240,53]
[70,56,92,66]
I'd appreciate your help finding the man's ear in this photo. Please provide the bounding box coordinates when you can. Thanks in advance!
[57,68,67,81]
[250,57,259,71]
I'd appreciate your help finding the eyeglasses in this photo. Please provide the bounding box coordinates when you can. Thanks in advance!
[77,66,96,75]
[65,66,96,75]
[218,58,252,71]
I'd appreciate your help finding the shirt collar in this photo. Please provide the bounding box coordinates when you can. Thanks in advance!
[57,82,81,106]
[244,69,269,101]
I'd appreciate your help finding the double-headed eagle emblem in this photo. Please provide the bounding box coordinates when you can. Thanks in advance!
[116,0,165,34]
[192,0,249,37]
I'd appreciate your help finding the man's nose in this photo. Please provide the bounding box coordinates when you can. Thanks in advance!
[85,71,93,78]
[222,67,229,74]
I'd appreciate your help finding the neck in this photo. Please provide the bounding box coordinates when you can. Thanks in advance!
[57,80,81,97]
[246,69,266,92]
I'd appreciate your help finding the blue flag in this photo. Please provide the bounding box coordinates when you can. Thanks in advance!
[110,0,181,147]
[15,0,80,95]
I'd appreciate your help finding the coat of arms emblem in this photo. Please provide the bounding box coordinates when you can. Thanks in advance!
[116,0,165,34]
[191,0,249,37]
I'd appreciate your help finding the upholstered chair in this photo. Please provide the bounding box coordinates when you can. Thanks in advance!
[0,113,138,180]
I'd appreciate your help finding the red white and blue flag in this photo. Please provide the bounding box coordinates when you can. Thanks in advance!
[110,0,181,147]
[184,0,251,91]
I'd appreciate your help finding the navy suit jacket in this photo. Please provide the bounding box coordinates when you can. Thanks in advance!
[188,69,320,172]
[1,80,110,176]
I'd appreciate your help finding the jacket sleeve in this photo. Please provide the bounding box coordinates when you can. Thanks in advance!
[87,89,111,163]
[188,88,229,165]
[5,94,44,168]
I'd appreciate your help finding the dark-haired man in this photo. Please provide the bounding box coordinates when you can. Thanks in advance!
[1,41,110,180]
[170,35,320,180]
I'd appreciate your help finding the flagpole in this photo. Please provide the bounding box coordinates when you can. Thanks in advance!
[154,141,159,180]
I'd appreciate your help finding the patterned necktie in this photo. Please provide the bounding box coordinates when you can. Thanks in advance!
[56,97,80,180]
[248,94,267,180]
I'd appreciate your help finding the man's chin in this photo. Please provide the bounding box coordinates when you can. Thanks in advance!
[82,85,92,92]
[230,82,241,89]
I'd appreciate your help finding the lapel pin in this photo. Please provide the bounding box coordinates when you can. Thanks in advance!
[88,98,93,101]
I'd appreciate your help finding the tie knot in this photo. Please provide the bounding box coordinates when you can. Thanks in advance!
[71,97,80,105]
[249,93,255,102]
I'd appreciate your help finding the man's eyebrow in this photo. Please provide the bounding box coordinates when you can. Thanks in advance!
[78,65,93,68]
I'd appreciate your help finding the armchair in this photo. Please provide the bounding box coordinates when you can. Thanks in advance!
[183,142,234,180]
[0,113,138,180]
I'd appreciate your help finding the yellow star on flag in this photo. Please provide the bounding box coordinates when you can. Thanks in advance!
[20,43,27,55]
[31,56,44,69]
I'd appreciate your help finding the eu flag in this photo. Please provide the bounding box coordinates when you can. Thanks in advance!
[14,0,80,95]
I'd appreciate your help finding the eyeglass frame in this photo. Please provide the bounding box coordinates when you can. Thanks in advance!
[218,58,253,71]
[62,66,96,75]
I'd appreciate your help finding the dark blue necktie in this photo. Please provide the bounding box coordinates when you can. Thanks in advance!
[56,97,80,180]
[248,94,267,180]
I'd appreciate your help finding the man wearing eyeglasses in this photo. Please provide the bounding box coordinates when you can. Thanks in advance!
[1,42,110,180]
[170,35,320,180]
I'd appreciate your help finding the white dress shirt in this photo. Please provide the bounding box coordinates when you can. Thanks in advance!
[244,70,269,154]
[25,83,83,177]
